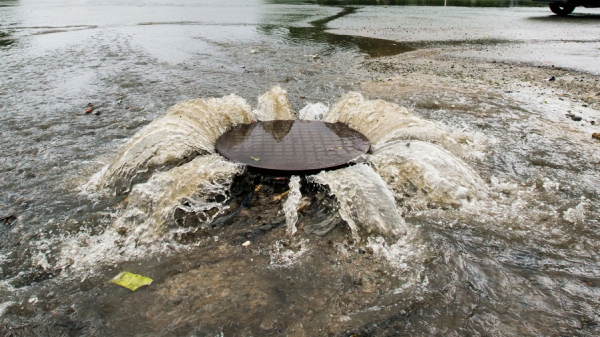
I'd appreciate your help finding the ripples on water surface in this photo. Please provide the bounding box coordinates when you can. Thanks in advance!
[1,0,599,336]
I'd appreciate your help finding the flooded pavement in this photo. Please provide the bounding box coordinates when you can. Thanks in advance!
[327,5,600,74]
[1,0,600,336]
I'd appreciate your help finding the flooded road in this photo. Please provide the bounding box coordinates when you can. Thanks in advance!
[1,0,600,336]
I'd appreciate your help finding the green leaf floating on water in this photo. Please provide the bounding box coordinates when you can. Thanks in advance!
[111,271,153,291]
[250,156,260,162]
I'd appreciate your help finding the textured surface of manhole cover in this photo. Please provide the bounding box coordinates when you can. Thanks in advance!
[216,120,370,172]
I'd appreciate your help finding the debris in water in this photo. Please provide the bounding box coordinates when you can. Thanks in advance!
[273,190,290,202]
[297,197,311,212]
[571,115,582,121]
[111,271,153,291]
[250,156,260,162]
[548,76,556,81]
[592,133,600,140]
[566,113,582,121]
[242,241,251,246]
[85,103,94,114]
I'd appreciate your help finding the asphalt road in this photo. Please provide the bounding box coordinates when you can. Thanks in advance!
[328,6,600,74]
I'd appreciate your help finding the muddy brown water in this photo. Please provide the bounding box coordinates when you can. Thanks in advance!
[1,0,600,336]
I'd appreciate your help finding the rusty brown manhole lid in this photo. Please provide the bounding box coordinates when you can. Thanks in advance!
[215,120,371,172]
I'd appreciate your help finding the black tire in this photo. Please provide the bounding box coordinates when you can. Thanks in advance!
[549,3,575,16]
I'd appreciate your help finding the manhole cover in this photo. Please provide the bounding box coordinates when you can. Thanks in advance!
[216,120,370,172]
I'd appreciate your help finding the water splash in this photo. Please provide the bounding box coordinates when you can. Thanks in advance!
[369,140,487,209]
[309,164,406,242]
[57,224,168,275]
[269,239,309,268]
[283,176,302,239]
[116,154,243,242]
[366,232,426,279]
[252,85,295,121]
[324,91,463,156]
[97,94,255,195]
[56,154,242,274]
[298,102,329,121]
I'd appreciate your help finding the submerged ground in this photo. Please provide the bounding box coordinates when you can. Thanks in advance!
[1,0,600,336]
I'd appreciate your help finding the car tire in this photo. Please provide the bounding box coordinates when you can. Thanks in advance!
[549,3,576,16]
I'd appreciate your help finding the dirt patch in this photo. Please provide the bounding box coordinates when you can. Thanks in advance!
[361,48,599,110]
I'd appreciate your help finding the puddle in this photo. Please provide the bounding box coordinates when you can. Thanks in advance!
[260,7,415,57]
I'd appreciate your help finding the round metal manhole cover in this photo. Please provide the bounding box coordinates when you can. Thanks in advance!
[215,120,371,172]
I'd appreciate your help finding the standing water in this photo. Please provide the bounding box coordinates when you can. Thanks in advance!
[1,0,600,336]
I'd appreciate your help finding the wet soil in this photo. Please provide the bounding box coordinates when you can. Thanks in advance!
[362,49,600,110]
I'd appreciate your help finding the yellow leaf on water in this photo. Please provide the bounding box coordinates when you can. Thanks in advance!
[111,271,153,291]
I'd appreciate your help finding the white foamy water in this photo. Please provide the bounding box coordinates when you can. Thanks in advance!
[283,176,302,239]
[252,85,296,121]
[269,239,310,268]
[58,154,242,274]
[369,140,487,209]
[97,94,255,194]
[57,229,151,275]
[309,164,406,242]
[324,91,464,157]
[299,102,329,121]
[116,154,243,241]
